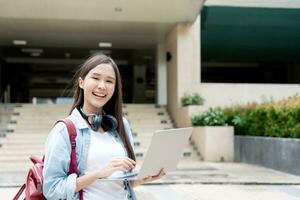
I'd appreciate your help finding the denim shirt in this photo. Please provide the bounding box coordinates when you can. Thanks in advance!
[43,108,136,200]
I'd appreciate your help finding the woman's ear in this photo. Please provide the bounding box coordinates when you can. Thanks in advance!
[79,77,84,89]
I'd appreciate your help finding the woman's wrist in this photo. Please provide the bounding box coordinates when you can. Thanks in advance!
[131,179,141,187]
[76,170,103,192]
[94,170,105,179]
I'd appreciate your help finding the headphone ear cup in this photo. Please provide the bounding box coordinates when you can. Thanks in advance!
[93,115,102,124]
[102,115,118,131]
[91,115,102,131]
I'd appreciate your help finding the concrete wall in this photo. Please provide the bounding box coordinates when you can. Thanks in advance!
[193,83,300,109]
[235,136,300,176]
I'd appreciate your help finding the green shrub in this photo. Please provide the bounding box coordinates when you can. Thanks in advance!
[192,108,227,126]
[181,92,204,107]
[223,95,300,138]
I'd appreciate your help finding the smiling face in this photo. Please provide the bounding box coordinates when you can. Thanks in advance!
[79,63,116,114]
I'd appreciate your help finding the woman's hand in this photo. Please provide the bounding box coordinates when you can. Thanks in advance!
[96,157,136,178]
[76,157,136,192]
[131,168,166,187]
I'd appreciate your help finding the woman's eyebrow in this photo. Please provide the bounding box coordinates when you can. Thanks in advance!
[91,72,101,76]
[107,76,116,80]
[91,73,115,80]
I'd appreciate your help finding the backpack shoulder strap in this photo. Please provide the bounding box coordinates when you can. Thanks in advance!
[12,184,25,200]
[57,119,83,200]
[57,119,78,175]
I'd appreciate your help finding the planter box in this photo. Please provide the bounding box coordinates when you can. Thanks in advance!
[235,135,300,176]
[192,126,234,162]
[175,105,205,127]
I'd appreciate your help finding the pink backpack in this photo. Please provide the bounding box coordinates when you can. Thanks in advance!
[13,119,83,200]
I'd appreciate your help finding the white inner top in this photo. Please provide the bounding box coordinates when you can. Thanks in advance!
[83,130,128,200]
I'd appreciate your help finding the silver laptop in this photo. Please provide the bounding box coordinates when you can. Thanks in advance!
[104,127,193,180]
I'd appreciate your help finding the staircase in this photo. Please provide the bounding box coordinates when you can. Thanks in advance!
[0,104,201,174]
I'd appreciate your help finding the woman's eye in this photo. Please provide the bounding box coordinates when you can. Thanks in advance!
[92,77,99,80]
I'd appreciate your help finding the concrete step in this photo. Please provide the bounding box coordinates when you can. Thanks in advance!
[0,131,157,139]
[14,109,69,113]
[10,116,68,121]
[0,144,45,149]
[18,103,164,109]
[15,108,165,113]
[1,132,156,138]
[12,112,169,118]
[0,140,152,149]
[123,104,166,108]
[0,137,152,145]
[0,142,194,150]
[6,128,171,134]
[18,106,69,108]
[16,107,166,111]
[8,128,172,134]
[131,125,173,130]
[11,115,171,120]
[9,123,173,129]
[9,125,54,130]
[8,118,172,125]
[1,134,48,139]
[15,107,165,112]
[0,151,44,157]
[0,138,47,144]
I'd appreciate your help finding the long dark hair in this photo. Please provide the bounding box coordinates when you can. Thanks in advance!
[70,54,135,161]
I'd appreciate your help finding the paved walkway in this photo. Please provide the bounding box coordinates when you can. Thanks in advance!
[1,161,300,199]
[136,184,300,200]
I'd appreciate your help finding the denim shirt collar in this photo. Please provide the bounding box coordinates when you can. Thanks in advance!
[69,108,89,130]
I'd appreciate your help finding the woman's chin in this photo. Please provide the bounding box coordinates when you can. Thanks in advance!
[91,100,108,109]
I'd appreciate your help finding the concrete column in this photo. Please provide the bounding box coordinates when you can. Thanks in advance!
[0,62,2,101]
[165,15,201,120]
[156,44,167,105]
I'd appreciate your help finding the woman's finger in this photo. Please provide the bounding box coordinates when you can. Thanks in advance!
[115,160,131,170]
[111,158,135,170]
[116,157,136,165]
[122,158,136,169]
[152,168,165,178]
[116,157,136,168]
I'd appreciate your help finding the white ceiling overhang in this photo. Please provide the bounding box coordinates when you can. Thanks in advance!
[0,0,204,49]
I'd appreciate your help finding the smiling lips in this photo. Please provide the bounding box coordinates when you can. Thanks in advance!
[92,92,107,98]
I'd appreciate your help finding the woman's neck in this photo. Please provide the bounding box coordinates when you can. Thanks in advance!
[82,104,102,115]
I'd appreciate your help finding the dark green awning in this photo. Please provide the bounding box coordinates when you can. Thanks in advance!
[201,6,300,62]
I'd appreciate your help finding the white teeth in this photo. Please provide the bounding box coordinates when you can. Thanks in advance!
[93,92,106,97]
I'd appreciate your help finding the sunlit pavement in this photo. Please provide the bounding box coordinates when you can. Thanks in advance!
[1,161,300,199]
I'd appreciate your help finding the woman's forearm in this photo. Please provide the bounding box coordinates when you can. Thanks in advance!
[75,171,100,192]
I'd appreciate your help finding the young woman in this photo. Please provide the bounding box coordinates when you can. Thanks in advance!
[43,54,165,200]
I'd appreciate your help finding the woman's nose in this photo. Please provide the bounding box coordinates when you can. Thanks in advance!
[97,81,105,89]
